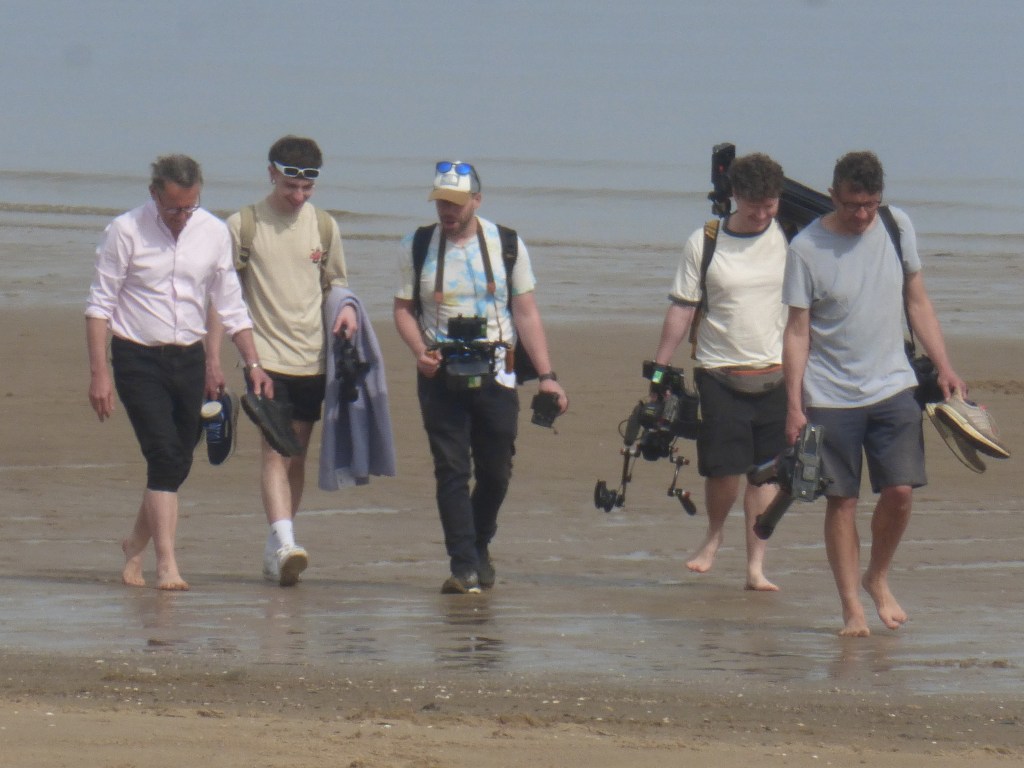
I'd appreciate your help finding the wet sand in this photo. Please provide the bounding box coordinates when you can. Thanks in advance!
[1,305,1022,766]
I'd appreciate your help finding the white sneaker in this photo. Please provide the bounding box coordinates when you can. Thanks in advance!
[276,544,309,587]
[262,548,280,583]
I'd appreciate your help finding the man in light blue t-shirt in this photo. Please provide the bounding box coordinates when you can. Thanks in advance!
[782,151,966,638]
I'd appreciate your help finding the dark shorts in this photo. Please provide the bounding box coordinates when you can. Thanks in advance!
[262,371,327,423]
[694,368,786,478]
[808,388,926,498]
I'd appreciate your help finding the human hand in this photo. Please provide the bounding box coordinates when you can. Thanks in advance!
[417,348,442,378]
[784,407,807,446]
[333,305,359,338]
[89,371,115,422]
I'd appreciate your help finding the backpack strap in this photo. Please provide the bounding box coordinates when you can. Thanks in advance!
[877,205,917,351]
[687,218,721,356]
[497,224,519,278]
[238,204,257,264]
[314,207,336,293]
[411,223,437,318]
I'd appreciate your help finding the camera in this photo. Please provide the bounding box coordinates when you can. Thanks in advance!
[432,315,502,391]
[746,423,831,539]
[708,142,735,217]
[334,328,370,403]
[531,391,560,428]
[627,361,699,459]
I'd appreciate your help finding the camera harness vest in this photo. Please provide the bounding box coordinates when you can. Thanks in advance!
[411,220,537,382]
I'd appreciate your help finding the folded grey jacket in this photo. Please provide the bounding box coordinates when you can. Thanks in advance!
[319,287,397,489]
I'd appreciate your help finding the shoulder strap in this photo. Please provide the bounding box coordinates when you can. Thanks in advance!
[315,207,335,254]
[687,218,721,349]
[497,224,519,300]
[877,205,916,349]
[411,223,438,317]
[238,204,257,264]
[877,205,902,262]
[314,207,336,293]
[697,218,721,303]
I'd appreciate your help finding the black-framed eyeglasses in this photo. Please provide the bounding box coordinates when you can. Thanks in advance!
[157,195,201,216]
[436,161,474,176]
[273,161,320,180]
[836,197,881,214]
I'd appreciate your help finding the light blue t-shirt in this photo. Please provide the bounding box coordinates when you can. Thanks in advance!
[782,206,921,407]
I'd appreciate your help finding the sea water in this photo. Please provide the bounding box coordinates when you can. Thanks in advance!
[3,1,1023,331]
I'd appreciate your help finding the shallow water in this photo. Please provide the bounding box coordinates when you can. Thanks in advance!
[2,504,1021,697]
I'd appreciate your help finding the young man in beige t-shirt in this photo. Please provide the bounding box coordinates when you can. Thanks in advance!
[208,136,356,586]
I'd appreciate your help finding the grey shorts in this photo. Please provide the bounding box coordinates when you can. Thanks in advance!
[808,389,926,498]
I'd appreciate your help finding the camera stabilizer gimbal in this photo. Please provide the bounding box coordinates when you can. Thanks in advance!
[746,423,831,539]
[594,361,699,516]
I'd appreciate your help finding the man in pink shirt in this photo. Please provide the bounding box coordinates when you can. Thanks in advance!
[85,154,272,591]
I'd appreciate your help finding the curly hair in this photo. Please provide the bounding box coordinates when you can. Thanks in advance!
[727,153,784,201]
[832,151,884,194]
[268,135,323,169]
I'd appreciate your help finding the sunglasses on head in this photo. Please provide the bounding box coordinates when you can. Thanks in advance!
[436,161,474,175]
[273,161,320,180]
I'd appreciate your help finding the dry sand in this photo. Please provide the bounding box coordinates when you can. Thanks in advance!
[1,305,1022,767]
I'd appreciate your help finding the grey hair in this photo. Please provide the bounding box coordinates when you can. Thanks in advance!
[150,154,203,191]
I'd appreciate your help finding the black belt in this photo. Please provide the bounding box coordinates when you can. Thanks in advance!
[112,336,203,355]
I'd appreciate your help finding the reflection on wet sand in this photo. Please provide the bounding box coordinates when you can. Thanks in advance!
[437,596,505,671]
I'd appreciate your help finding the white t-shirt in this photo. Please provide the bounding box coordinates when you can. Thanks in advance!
[670,218,787,368]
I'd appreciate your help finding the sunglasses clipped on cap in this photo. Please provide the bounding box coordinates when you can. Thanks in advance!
[273,160,320,180]
[436,161,474,175]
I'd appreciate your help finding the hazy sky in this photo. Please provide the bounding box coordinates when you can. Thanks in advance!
[2,0,1023,190]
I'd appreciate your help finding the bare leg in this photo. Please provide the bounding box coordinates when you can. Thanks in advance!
[121,497,151,587]
[743,481,780,591]
[144,489,189,591]
[824,496,869,636]
[862,485,912,630]
[687,475,739,574]
[260,420,313,526]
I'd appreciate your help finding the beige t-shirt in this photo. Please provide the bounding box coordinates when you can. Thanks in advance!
[226,199,347,375]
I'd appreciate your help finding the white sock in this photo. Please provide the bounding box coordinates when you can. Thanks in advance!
[270,519,295,550]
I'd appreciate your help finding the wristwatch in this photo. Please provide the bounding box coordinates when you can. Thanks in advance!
[244,361,262,370]
[538,371,557,382]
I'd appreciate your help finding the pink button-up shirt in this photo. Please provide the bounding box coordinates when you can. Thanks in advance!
[86,200,252,345]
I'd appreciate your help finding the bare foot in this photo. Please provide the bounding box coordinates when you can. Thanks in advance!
[744,575,780,592]
[121,537,146,587]
[838,604,871,637]
[685,532,723,573]
[863,574,907,630]
[157,577,190,592]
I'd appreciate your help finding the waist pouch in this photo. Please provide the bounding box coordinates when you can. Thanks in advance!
[703,364,783,395]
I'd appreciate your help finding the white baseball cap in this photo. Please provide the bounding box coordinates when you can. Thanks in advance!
[428,161,481,204]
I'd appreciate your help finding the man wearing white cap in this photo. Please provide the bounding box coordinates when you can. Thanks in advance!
[393,161,568,594]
